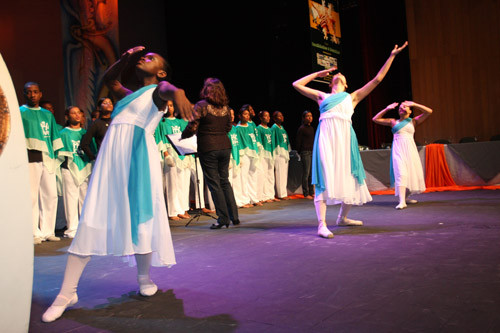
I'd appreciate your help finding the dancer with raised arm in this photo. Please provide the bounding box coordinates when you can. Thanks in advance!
[292,42,408,239]
[42,46,192,322]
[372,101,432,209]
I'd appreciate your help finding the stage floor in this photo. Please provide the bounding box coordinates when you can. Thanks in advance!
[31,189,500,332]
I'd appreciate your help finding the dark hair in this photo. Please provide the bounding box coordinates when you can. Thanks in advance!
[96,97,110,109]
[65,105,79,116]
[258,110,269,119]
[302,110,311,118]
[200,78,229,107]
[23,81,40,92]
[157,54,171,82]
[239,104,252,116]
[272,111,282,119]
[64,106,79,126]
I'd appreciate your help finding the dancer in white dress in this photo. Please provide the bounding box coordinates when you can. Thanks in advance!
[42,46,193,322]
[292,42,408,239]
[372,101,433,209]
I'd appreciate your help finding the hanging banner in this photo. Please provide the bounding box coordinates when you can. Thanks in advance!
[60,0,120,124]
[308,0,341,84]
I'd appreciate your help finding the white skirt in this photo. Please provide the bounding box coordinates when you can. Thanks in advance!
[314,115,372,205]
[392,134,426,196]
[68,123,176,267]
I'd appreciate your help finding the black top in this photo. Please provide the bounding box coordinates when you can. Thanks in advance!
[182,100,232,153]
[296,124,315,153]
[80,117,112,160]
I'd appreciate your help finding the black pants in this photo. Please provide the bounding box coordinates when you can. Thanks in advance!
[198,149,239,225]
[300,150,314,196]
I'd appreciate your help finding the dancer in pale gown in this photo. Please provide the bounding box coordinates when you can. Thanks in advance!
[372,101,433,209]
[42,46,193,322]
[292,42,408,239]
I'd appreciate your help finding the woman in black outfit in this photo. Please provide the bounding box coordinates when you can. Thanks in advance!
[182,78,240,229]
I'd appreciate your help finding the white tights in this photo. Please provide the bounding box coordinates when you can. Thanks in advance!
[314,201,353,224]
[53,252,153,306]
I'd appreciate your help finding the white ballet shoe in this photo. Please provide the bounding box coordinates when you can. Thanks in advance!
[317,223,334,239]
[138,276,158,296]
[407,199,418,204]
[336,218,363,226]
[42,293,78,323]
[395,203,407,210]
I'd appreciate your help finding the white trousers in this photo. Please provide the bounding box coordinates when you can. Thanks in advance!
[274,155,289,198]
[176,167,192,213]
[61,168,88,237]
[258,157,275,201]
[29,162,58,239]
[229,165,246,207]
[164,163,184,217]
[239,155,259,204]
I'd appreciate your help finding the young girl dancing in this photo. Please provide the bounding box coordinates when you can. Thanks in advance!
[372,101,432,209]
[42,46,192,322]
[292,42,408,238]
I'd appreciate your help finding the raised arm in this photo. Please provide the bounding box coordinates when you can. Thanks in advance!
[372,102,398,127]
[351,42,408,108]
[408,101,433,126]
[103,46,145,100]
[292,67,336,103]
[154,81,194,121]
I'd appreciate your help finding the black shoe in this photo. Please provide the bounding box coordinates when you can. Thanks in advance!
[232,219,241,225]
[210,223,229,229]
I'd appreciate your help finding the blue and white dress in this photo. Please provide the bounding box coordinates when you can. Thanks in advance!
[312,92,372,205]
[390,118,426,196]
[69,85,176,267]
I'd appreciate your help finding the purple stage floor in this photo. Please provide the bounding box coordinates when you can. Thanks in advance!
[30,189,500,332]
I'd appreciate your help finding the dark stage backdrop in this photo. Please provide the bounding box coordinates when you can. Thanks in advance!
[2,0,410,149]
[153,1,411,149]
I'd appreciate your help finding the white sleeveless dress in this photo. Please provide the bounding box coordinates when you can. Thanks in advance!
[69,86,176,267]
[315,94,372,205]
[392,120,426,196]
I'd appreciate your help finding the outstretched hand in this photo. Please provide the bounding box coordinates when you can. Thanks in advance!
[402,100,415,108]
[391,41,408,56]
[316,66,337,78]
[121,46,145,59]
[173,89,195,121]
[386,102,399,109]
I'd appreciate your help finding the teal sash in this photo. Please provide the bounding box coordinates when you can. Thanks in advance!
[111,84,157,245]
[111,84,157,119]
[312,92,366,195]
[319,92,349,114]
[128,126,154,245]
[390,118,412,187]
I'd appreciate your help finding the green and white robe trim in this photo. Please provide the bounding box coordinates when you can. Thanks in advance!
[236,124,260,159]
[20,105,63,173]
[257,125,274,162]
[271,124,290,161]
[58,127,93,186]
[228,125,241,174]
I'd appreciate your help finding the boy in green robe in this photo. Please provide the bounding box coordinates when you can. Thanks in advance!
[20,82,63,244]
